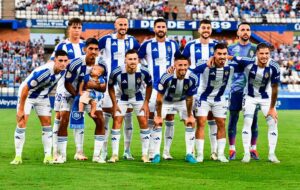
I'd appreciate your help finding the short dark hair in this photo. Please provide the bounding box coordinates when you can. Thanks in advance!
[214,43,227,52]
[174,54,188,61]
[237,22,251,30]
[154,18,167,27]
[85,38,99,47]
[200,19,211,25]
[125,49,138,57]
[68,18,82,27]
[115,15,128,23]
[55,50,68,57]
[256,42,271,52]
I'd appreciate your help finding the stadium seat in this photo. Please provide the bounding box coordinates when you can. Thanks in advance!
[287,84,295,92]
[95,16,101,21]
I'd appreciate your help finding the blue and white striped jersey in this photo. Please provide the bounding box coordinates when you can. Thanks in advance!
[232,56,280,99]
[182,39,218,69]
[19,61,65,99]
[192,62,236,102]
[156,70,198,102]
[138,38,181,89]
[64,55,107,97]
[228,42,257,93]
[50,39,85,60]
[50,39,86,94]
[108,64,152,101]
[98,33,140,75]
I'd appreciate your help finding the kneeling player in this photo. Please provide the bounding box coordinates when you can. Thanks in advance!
[11,50,69,164]
[108,49,153,163]
[153,55,198,163]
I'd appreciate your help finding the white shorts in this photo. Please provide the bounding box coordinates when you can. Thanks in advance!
[161,100,187,120]
[115,98,145,117]
[17,97,52,116]
[195,99,228,118]
[149,89,158,113]
[54,93,63,112]
[243,95,272,117]
[60,95,102,112]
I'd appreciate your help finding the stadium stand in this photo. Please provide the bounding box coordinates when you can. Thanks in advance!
[0,37,46,90]
[14,0,165,21]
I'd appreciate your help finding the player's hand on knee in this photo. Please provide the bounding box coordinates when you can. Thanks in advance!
[140,103,149,118]
[16,110,25,123]
[185,116,195,127]
[154,116,163,128]
[267,108,278,122]
[113,105,122,118]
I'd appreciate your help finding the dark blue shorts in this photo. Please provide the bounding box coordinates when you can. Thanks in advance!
[229,91,244,111]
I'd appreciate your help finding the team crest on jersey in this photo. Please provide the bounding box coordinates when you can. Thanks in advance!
[158,84,164,91]
[210,47,214,54]
[30,80,37,87]
[265,72,269,78]
[184,84,189,90]
[167,46,171,53]
[125,41,129,48]
[136,77,141,84]
[250,50,254,57]
[225,71,229,76]
[66,71,72,78]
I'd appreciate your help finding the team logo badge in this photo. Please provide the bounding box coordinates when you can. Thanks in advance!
[72,112,81,120]
[265,72,269,78]
[184,84,189,90]
[225,71,229,76]
[30,80,37,87]
[250,50,254,57]
[66,71,72,78]
[125,41,129,48]
[136,77,141,84]
[158,84,164,91]
[210,47,214,54]
[167,46,171,53]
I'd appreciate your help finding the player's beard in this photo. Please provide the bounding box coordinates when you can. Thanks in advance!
[118,29,127,36]
[201,32,210,39]
[156,31,166,39]
[241,35,249,42]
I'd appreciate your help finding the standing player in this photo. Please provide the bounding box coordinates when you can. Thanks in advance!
[107,49,152,163]
[51,18,86,161]
[227,22,259,160]
[98,16,140,160]
[10,50,69,164]
[55,38,107,164]
[153,55,198,163]
[229,43,280,163]
[182,19,219,160]
[138,18,181,160]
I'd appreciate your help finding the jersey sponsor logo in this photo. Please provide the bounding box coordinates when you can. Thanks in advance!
[122,80,127,84]
[210,47,214,54]
[152,48,158,52]
[249,50,254,57]
[167,46,171,53]
[30,80,38,87]
[136,77,141,84]
[265,72,269,78]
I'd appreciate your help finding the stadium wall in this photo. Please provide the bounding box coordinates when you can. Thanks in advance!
[0,28,30,41]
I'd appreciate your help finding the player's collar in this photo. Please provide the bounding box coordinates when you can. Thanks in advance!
[112,33,128,40]
[153,37,170,43]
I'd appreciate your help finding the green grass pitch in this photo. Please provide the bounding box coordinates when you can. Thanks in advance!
[0,109,299,189]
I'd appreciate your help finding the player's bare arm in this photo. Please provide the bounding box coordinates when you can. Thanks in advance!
[154,92,163,127]
[268,83,279,121]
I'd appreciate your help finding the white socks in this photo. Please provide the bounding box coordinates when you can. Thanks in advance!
[103,112,112,157]
[195,139,204,157]
[267,116,278,155]
[140,128,150,156]
[93,135,105,157]
[208,120,217,154]
[148,119,155,157]
[185,127,195,155]
[163,120,174,154]
[217,138,226,156]
[123,112,133,153]
[52,118,60,157]
[42,126,53,157]
[74,129,84,153]
[14,126,26,157]
[242,116,253,154]
[152,127,162,155]
[57,136,67,158]
[111,129,121,156]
